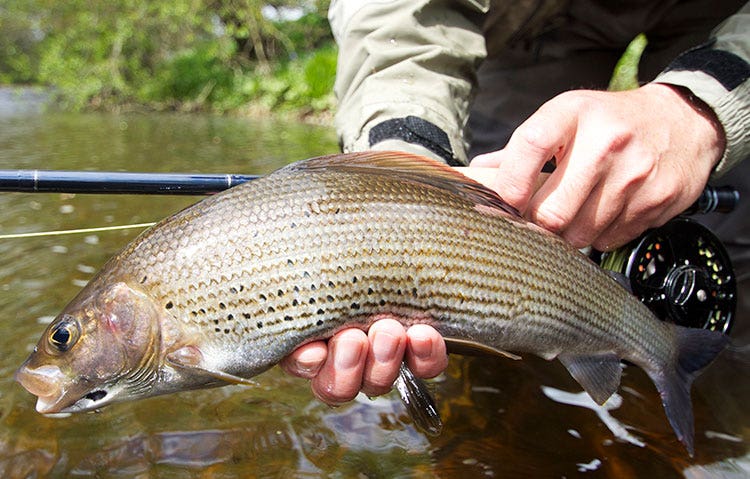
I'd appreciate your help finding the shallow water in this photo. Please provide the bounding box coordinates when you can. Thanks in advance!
[0,101,748,478]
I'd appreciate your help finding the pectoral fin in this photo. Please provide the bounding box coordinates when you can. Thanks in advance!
[167,345,257,387]
[558,352,622,405]
[445,337,521,360]
[394,362,442,436]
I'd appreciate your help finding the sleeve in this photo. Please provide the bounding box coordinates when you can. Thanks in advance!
[328,0,489,165]
[652,2,750,177]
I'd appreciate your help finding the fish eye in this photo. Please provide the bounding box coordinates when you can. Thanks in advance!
[48,317,80,353]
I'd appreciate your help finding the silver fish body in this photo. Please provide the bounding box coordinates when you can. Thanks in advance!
[16,152,728,454]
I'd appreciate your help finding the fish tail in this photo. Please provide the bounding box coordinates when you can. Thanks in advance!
[647,326,729,456]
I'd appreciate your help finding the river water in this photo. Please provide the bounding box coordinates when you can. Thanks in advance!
[0,90,748,477]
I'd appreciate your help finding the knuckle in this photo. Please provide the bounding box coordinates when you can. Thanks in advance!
[514,121,556,155]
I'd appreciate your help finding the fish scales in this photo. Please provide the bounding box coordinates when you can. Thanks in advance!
[120,163,657,364]
[16,152,729,455]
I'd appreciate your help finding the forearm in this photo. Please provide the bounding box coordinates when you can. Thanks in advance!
[329,0,488,165]
[652,2,750,177]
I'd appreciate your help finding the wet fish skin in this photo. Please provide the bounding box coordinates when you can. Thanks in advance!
[16,151,728,454]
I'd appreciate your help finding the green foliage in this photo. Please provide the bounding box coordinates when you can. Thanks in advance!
[0,0,336,114]
[609,34,648,92]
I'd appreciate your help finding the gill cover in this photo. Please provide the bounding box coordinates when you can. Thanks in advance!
[16,281,161,413]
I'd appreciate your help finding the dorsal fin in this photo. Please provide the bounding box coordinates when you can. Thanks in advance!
[286,151,521,217]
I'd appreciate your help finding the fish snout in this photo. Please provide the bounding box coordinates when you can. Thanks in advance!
[15,364,66,413]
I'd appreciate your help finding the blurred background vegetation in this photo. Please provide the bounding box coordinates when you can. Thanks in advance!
[0,0,336,116]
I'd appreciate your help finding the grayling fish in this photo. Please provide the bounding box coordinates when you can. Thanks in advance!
[16,151,728,454]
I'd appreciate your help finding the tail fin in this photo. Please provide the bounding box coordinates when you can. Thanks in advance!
[647,326,729,456]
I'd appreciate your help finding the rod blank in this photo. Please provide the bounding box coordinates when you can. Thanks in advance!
[0,170,259,195]
[0,169,739,214]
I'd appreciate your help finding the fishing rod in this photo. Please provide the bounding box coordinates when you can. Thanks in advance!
[0,169,740,214]
[0,170,260,195]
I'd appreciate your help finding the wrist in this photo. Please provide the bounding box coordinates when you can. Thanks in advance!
[649,83,726,170]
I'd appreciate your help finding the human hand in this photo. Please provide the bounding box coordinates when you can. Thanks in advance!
[471,83,725,250]
[280,318,448,405]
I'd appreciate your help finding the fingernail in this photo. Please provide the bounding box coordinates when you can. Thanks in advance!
[294,348,323,376]
[334,337,363,370]
[372,331,399,363]
[411,336,433,360]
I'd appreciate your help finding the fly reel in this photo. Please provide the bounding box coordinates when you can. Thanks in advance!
[600,217,736,333]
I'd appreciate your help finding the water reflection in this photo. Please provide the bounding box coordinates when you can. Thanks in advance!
[0,107,747,477]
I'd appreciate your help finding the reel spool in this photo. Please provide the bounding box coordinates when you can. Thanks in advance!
[600,217,736,333]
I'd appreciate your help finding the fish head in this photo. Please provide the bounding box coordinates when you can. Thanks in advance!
[15,280,162,414]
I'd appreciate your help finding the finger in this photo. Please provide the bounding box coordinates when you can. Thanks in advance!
[590,187,679,251]
[490,107,578,212]
[560,181,623,249]
[470,152,502,167]
[311,328,368,405]
[361,319,407,397]
[454,166,499,189]
[526,139,608,234]
[405,324,448,379]
[279,341,328,379]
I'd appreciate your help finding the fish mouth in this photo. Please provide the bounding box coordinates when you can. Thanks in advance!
[34,387,115,415]
[16,364,116,414]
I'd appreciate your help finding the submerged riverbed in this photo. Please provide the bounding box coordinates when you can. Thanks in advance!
[0,102,748,477]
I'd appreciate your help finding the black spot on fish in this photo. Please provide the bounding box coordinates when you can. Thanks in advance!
[214,327,221,332]
[303,271,311,279]
[328,280,335,288]
[334,207,340,214]
[278,289,284,297]
[311,284,316,291]
[367,287,374,295]
[267,306,275,313]
[293,285,300,293]
[239,285,244,292]
[213,319,219,325]
[287,259,294,266]
[350,302,360,310]
[191,311,198,317]
[224,328,230,334]
[199,308,206,315]
[292,299,299,307]
[352,276,358,284]
[290,222,297,228]
[309,298,316,304]
[243,313,252,319]
[165,301,174,309]
[284,315,293,321]
[256,321,263,329]
[316,319,323,326]
[219,302,226,310]
[396,289,402,295]
[316,308,324,315]
[379,299,386,306]
[227,314,234,321]
[326,295,334,302]
[229,286,238,294]
[412,287,418,298]
[259,294,267,302]
[140,275,148,284]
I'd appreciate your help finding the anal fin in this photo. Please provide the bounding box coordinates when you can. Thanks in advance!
[558,352,622,405]
[167,345,258,387]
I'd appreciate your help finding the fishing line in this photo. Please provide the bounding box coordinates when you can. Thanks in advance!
[0,222,156,240]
